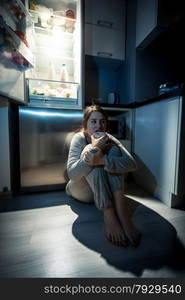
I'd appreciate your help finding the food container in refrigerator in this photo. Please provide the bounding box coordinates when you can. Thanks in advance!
[27,78,79,107]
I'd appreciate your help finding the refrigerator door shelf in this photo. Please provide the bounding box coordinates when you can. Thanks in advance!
[0,16,35,68]
[0,0,32,29]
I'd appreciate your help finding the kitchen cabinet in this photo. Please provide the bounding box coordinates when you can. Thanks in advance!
[133,96,184,208]
[85,24,124,61]
[84,0,125,61]
[136,0,184,49]
[85,0,124,31]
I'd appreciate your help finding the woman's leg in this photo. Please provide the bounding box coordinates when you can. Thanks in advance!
[86,167,128,246]
[107,146,141,246]
[66,178,94,203]
[113,190,141,247]
[65,144,95,204]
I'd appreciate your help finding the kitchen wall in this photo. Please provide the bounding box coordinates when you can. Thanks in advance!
[85,60,125,105]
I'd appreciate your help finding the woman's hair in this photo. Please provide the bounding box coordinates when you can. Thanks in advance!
[80,105,108,132]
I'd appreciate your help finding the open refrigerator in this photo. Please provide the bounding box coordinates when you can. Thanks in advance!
[0,0,83,109]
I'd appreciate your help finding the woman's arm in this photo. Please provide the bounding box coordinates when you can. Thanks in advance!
[104,134,137,174]
[67,133,93,180]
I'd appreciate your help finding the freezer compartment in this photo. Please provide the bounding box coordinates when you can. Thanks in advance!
[19,107,83,191]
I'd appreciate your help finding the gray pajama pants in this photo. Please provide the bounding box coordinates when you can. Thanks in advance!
[66,145,124,210]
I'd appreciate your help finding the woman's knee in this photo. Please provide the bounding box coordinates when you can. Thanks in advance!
[66,180,94,203]
[87,166,107,178]
[107,173,125,193]
[108,145,122,157]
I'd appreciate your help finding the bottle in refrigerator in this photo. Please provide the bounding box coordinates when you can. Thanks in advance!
[60,63,69,88]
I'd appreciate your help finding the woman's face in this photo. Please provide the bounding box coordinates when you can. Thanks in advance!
[86,111,107,136]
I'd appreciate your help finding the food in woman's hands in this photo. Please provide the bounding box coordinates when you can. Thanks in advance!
[92,131,107,139]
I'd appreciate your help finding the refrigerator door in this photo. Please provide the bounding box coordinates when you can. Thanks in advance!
[0,1,35,103]
[19,107,83,191]
[25,0,83,109]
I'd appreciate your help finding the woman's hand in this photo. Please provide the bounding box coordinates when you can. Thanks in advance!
[83,148,106,166]
[91,135,109,151]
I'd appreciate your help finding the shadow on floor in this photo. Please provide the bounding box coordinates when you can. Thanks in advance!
[1,190,185,277]
[67,196,185,277]
[0,190,67,212]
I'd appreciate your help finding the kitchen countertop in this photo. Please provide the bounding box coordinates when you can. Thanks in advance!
[100,85,184,109]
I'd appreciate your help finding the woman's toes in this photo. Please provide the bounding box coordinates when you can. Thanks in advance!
[106,233,128,247]
[128,231,141,247]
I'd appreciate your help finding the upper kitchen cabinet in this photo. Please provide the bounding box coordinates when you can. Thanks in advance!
[84,0,125,61]
[85,0,124,31]
[136,0,184,49]
[85,23,124,61]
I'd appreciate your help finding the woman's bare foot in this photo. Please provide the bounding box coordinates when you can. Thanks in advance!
[114,191,141,247]
[103,207,128,247]
[121,218,141,247]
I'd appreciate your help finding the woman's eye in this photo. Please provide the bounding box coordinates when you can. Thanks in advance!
[91,120,96,124]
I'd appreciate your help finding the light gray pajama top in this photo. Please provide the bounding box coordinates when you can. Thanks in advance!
[66,131,137,208]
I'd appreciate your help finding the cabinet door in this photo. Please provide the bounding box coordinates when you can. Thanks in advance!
[85,24,125,61]
[136,0,158,48]
[133,97,181,206]
[85,0,125,31]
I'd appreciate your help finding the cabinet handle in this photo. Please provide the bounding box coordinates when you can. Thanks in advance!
[97,52,112,57]
[97,20,113,28]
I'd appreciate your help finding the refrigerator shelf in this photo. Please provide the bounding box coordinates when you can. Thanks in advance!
[33,47,75,61]
[28,77,79,84]
[29,9,76,33]
[33,26,75,41]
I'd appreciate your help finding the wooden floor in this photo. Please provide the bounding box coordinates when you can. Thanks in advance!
[0,183,185,278]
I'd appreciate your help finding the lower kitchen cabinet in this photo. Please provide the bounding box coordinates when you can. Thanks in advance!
[133,96,184,208]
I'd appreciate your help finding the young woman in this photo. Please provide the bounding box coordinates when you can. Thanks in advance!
[66,105,141,247]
